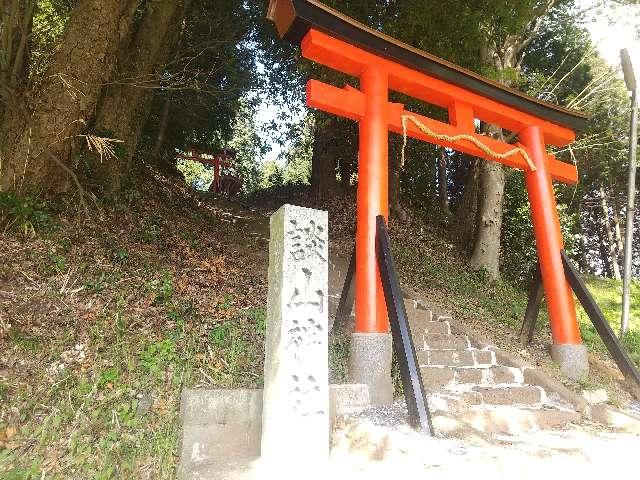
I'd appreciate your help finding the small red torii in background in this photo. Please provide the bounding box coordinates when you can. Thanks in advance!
[176,148,241,195]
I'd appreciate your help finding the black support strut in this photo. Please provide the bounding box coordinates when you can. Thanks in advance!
[333,247,356,331]
[375,215,433,435]
[520,262,544,345]
[560,251,640,389]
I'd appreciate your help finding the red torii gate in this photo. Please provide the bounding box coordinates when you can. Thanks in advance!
[176,148,236,193]
[268,0,590,385]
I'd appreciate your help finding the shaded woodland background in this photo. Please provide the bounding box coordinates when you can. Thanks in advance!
[0,0,639,282]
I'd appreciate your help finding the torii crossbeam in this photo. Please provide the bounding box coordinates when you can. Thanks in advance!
[268,0,590,394]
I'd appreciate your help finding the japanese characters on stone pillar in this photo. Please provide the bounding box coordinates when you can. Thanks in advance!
[261,204,329,467]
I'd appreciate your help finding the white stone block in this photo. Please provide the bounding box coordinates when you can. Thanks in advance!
[581,388,608,405]
[261,204,329,468]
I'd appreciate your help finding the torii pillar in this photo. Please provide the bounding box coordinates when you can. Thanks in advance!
[348,66,394,405]
[267,0,589,398]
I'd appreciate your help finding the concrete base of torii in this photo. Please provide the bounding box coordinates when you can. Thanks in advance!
[551,344,589,381]
[348,332,394,406]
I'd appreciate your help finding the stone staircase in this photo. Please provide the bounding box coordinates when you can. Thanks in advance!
[403,298,582,433]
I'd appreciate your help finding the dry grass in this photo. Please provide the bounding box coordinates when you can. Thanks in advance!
[0,171,269,478]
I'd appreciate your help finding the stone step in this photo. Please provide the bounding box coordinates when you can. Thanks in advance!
[421,366,524,389]
[404,300,431,323]
[407,318,451,336]
[456,385,546,407]
[432,406,581,435]
[429,385,545,413]
[423,320,451,335]
[422,333,470,350]
[418,349,496,368]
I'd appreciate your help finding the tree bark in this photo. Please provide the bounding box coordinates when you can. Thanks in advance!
[388,135,407,221]
[0,0,140,194]
[311,115,338,201]
[89,0,186,192]
[438,150,451,216]
[577,201,590,273]
[599,186,621,280]
[597,222,613,278]
[467,1,557,278]
[151,94,172,163]
[456,159,480,251]
[612,197,625,255]
[469,159,505,278]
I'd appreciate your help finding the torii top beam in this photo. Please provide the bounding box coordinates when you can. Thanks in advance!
[267,0,588,143]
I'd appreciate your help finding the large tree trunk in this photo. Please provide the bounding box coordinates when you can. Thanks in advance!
[467,0,557,277]
[469,121,505,278]
[0,0,34,120]
[0,0,140,194]
[469,159,505,278]
[151,94,172,163]
[438,150,451,216]
[597,222,613,278]
[599,186,621,280]
[311,115,338,201]
[388,135,407,221]
[149,5,190,174]
[456,159,480,251]
[612,197,625,255]
[577,201,590,273]
[89,0,186,192]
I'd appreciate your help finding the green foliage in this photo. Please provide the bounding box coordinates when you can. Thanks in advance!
[47,252,67,273]
[0,456,42,480]
[328,334,350,383]
[501,174,578,282]
[167,300,195,335]
[208,322,231,348]
[260,161,284,189]
[177,158,213,191]
[148,272,174,306]
[0,193,53,237]
[98,367,120,388]
[140,219,162,243]
[139,339,177,376]
[30,0,72,78]
[7,329,40,353]
[228,100,268,194]
[139,0,264,177]
[245,307,267,335]
[283,114,314,185]
[83,271,114,294]
[114,248,129,263]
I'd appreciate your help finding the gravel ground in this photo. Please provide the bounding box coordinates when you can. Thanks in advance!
[626,400,640,416]
[328,402,640,479]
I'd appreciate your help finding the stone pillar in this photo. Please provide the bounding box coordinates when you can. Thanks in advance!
[261,204,329,469]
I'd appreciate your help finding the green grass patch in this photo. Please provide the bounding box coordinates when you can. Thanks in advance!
[1,294,266,478]
[0,192,55,237]
[576,276,640,367]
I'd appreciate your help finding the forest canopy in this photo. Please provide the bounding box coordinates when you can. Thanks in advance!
[0,0,638,280]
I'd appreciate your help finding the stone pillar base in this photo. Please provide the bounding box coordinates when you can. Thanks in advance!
[551,344,589,381]
[348,332,393,406]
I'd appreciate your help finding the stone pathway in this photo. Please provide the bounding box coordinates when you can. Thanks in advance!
[330,409,640,479]
[403,298,582,433]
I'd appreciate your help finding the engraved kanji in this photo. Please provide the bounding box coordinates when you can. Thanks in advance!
[287,219,327,263]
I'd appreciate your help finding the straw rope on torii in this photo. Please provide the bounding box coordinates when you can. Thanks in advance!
[400,114,537,172]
